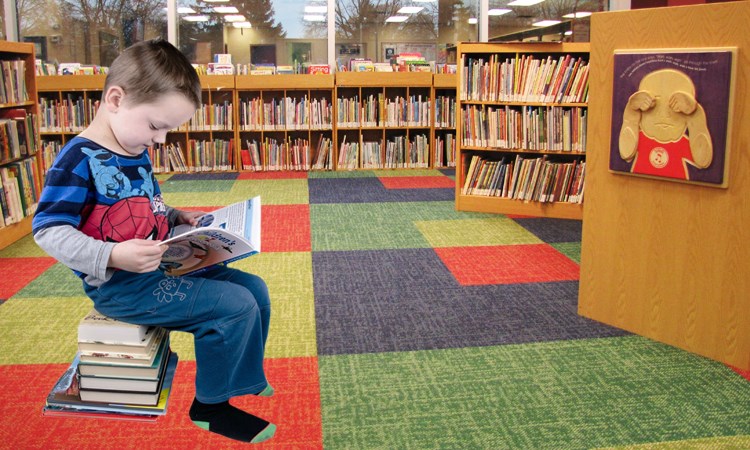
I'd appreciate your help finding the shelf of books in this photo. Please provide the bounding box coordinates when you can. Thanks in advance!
[0,41,43,250]
[432,73,457,169]
[455,42,589,220]
[334,72,433,170]
[44,308,178,421]
[236,74,334,171]
[154,74,237,173]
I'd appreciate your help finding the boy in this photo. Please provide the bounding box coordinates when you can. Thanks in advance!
[32,38,275,444]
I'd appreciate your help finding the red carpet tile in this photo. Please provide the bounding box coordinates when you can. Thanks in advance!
[238,172,308,180]
[0,356,322,449]
[378,176,455,189]
[262,204,311,252]
[435,244,580,285]
[0,257,57,299]
[730,365,750,382]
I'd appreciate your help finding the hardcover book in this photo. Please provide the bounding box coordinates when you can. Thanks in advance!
[77,336,170,380]
[78,308,151,345]
[160,196,261,276]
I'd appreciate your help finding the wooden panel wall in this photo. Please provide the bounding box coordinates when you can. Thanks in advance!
[579,1,750,370]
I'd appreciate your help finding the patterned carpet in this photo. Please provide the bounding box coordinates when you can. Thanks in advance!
[1,169,749,449]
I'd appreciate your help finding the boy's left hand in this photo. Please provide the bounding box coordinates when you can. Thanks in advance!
[177,210,206,226]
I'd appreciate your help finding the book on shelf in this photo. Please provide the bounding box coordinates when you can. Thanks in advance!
[44,350,178,418]
[78,335,171,380]
[160,196,261,276]
[307,64,331,75]
[78,308,152,345]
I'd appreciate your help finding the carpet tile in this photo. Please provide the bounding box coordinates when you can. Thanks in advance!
[435,244,581,285]
[309,177,454,203]
[0,256,57,299]
[1,169,747,449]
[318,336,750,450]
[378,175,457,189]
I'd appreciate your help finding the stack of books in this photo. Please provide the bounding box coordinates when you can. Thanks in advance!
[44,308,177,421]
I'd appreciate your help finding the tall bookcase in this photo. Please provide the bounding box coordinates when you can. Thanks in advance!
[432,73,457,169]
[334,72,433,170]
[455,42,589,219]
[236,74,334,171]
[0,41,42,250]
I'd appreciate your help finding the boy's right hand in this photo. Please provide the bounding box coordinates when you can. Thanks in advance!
[109,239,168,273]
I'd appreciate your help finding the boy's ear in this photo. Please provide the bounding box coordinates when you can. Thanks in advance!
[103,86,125,112]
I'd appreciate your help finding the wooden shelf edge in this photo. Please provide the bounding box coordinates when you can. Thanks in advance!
[0,216,33,251]
[455,193,583,220]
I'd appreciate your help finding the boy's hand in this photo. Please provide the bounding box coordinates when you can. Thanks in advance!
[109,239,168,273]
[177,210,206,226]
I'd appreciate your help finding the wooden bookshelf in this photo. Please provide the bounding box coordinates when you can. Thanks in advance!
[0,41,42,250]
[455,42,589,219]
[432,73,457,169]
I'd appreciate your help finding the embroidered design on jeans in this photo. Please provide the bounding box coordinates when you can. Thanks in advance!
[153,278,194,303]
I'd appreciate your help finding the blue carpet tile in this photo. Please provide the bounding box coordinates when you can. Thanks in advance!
[308,177,455,204]
[513,218,583,243]
[314,280,630,355]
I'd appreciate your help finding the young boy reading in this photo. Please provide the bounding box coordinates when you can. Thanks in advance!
[32,38,275,444]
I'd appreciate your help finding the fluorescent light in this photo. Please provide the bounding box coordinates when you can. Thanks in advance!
[213,6,239,13]
[224,14,246,22]
[164,7,196,13]
[398,6,424,14]
[564,30,573,35]
[468,17,478,24]
[413,0,436,2]
[304,14,326,21]
[488,8,512,16]
[385,15,409,22]
[507,0,545,6]
[233,21,252,28]
[532,19,561,26]
[304,5,327,13]
[563,11,592,18]
[183,15,210,22]
[201,0,228,2]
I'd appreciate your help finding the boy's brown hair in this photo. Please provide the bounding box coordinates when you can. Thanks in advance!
[104,38,201,109]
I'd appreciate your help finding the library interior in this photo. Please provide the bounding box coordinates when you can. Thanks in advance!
[0,0,749,448]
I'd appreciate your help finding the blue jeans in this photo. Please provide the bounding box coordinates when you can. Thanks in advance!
[84,265,271,403]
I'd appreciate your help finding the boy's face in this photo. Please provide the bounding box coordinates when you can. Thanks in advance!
[109,91,196,156]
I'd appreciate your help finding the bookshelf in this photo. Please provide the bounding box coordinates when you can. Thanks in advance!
[36,74,106,175]
[432,73,457,169]
[235,74,334,171]
[334,72,433,170]
[455,42,589,220]
[0,41,42,250]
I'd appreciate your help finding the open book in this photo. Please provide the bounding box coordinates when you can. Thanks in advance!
[160,196,261,276]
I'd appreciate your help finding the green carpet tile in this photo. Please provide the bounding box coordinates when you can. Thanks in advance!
[162,179,309,207]
[415,217,543,248]
[551,242,583,264]
[157,179,236,193]
[310,201,490,251]
[0,234,48,257]
[595,435,750,449]
[318,335,750,450]
[14,263,88,298]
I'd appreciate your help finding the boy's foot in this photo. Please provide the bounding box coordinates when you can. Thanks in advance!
[256,384,274,397]
[189,398,276,443]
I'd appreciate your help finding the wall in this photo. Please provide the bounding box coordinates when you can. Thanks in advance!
[579,1,750,370]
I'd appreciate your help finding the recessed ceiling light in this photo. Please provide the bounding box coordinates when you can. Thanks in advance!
[488,8,512,16]
[385,15,409,22]
[304,15,326,21]
[213,6,239,13]
[224,14,246,22]
[468,17,478,24]
[563,11,592,18]
[183,15,210,22]
[507,0,545,6]
[304,6,327,13]
[532,19,561,26]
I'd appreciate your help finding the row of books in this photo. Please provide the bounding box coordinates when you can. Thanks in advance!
[149,143,188,174]
[337,134,431,170]
[462,154,585,204]
[1,109,39,163]
[221,63,331,76]
[0,59,29,105]
[188,139,234,172]
[1,159,41,227]
[238,96,333,131]
[188,101,234,131]
[434,133,457,168]
[242,137,319,171]
[335,94,433,128]
[45,309,177,421]
[461,54,589,104]
[461,105,587,153]
[36,61,109,76]
[40,139,63,174]
[38,96,98,133]
[435,95,457,129]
